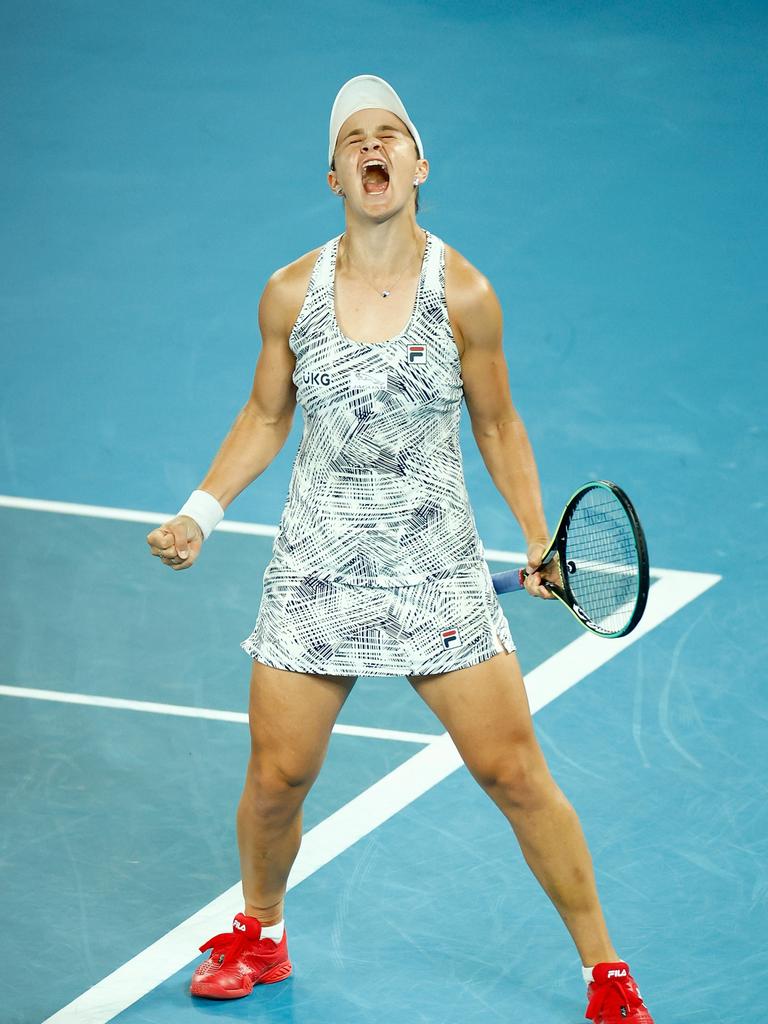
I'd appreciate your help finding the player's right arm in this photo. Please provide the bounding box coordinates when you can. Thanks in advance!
[146,250,319,570]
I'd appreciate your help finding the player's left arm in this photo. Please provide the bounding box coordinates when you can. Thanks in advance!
[446,248,551,595]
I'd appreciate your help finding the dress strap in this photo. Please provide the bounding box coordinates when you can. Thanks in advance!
[288,236,340,352]
[312,234,341,293]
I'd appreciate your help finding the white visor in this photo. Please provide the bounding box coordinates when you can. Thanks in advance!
[328,74,424,167]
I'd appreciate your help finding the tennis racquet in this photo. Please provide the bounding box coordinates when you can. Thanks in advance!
[490,481,649,638]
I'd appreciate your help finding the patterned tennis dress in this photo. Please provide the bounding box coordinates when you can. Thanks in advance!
[240,229,515,676]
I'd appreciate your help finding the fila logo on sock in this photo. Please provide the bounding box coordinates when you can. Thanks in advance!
[607,969,627,978]
[440,627,461,649]
[407,343,426,364]
[233,919,247,932]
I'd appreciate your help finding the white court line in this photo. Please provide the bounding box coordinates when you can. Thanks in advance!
[0,493,279,537]
[0,495,528,566]
[36,567,719,1023]
[0,493,673,577]
[0,685,439,745]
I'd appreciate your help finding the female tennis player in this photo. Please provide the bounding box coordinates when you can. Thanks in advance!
[146,75,654,1023]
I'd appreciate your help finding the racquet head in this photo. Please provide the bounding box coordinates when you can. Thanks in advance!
[547,481,649,638]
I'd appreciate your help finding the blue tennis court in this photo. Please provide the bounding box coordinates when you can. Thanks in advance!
[1,2,766,1022]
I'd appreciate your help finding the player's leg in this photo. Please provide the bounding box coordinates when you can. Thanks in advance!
[237,660,356,923]
[408,649,618,968]
[191,660,356,999]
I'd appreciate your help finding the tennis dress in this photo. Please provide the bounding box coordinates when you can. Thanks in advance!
[240,229,515,676]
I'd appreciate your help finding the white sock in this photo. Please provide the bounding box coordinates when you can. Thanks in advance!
[260,920,284,942]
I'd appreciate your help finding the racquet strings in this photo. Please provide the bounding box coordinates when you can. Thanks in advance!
[564,488,641,635]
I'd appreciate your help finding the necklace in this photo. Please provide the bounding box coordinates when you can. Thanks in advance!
[340,232,426,298]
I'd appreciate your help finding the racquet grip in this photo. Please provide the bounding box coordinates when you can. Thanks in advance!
[491,568,527,594]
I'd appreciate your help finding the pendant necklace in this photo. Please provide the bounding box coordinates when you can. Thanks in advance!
[341,232,426,298]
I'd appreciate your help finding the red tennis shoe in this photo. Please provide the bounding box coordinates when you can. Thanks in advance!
[190,913,292,999]
[585,962,654,1023]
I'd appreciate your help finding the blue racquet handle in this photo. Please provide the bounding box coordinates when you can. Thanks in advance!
[491,568,526,594]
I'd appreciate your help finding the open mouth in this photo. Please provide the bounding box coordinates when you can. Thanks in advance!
[361,159,390,195]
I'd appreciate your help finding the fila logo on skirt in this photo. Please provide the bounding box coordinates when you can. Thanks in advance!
[440,628,461,649]
[407,343,427,364]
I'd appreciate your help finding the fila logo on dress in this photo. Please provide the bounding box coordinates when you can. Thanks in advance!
[440,627,461,649]
[233,919,247,932]
[407,343,426,364]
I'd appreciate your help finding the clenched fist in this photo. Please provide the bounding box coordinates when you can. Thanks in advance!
[146,515,204,571]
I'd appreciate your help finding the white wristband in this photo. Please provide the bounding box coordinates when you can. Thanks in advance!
[176,489,224,541]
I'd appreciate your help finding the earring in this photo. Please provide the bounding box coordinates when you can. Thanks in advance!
[413,177,420,187]
[335,187,345,196]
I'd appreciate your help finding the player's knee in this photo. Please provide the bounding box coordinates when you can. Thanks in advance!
[470,746,551,809]
[246,755,316,805]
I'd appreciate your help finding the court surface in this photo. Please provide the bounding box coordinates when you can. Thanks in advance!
[1,2,766,1022]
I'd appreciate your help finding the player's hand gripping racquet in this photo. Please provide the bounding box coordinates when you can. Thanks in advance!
[490,481,650,638]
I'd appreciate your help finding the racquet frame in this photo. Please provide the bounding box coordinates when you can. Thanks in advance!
[490,480,650,638]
